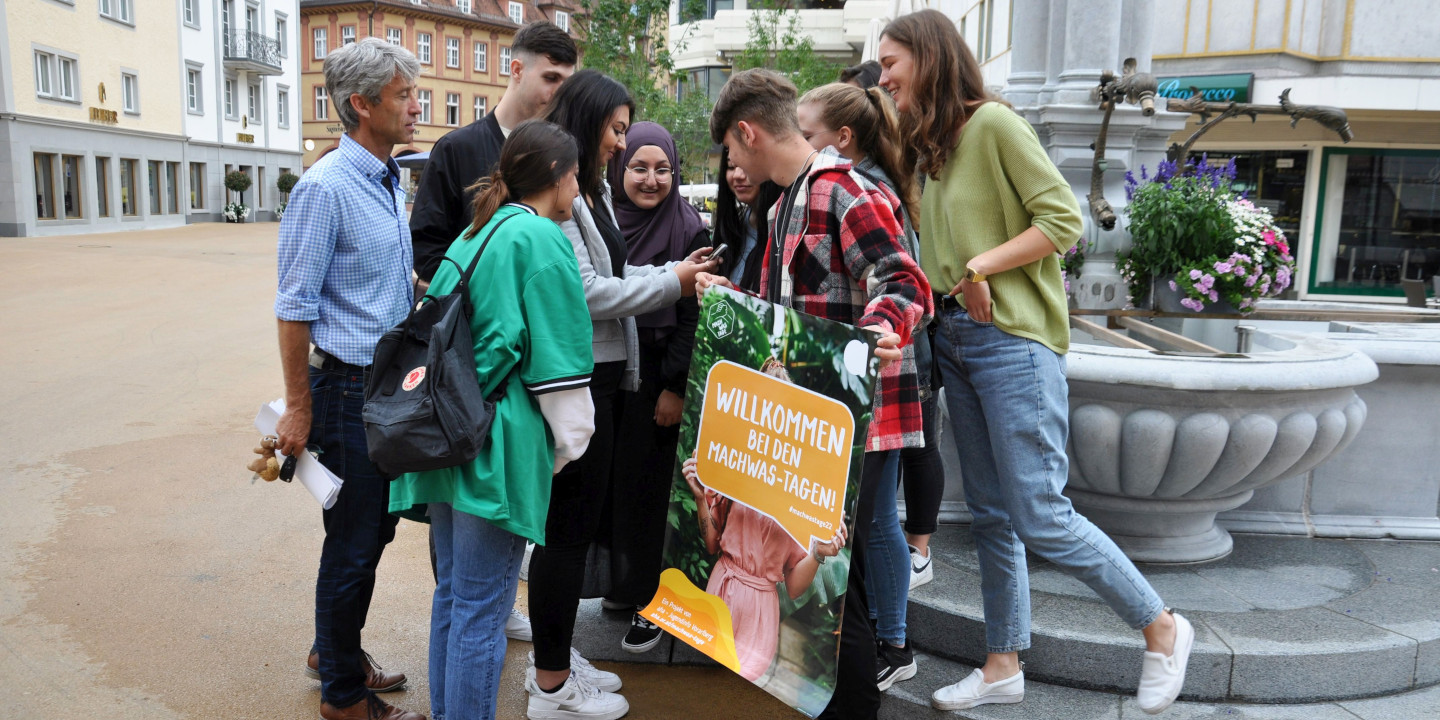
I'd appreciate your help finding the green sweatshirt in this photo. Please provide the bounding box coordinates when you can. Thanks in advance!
[919,102,1083,354]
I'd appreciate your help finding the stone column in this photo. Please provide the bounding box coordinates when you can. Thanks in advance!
[1004,0,1050,108]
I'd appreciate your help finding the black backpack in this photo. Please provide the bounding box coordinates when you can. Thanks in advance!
[362,213,519,476]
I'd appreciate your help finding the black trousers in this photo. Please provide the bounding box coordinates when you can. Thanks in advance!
[900,392,945,536]
[528,360,626,671]
[817,450,887,720]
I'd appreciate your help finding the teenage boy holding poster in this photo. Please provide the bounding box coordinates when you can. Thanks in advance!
[694,68,932,720]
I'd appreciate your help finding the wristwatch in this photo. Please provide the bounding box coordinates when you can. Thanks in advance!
[964,266,988,283]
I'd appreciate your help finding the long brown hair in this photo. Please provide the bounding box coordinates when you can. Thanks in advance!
[799,82,919,229]
[882,9,1007,180]
[462,119,578,240]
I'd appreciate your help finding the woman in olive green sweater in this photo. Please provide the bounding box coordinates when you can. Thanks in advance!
[877,10,1194,716]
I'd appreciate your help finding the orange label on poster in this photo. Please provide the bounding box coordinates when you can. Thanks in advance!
[641,568,742,673]
[693,361,855,552]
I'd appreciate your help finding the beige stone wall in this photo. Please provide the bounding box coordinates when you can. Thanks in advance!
[7,0,183,136]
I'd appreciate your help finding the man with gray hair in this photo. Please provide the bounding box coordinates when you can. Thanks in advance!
[274,37,425,720]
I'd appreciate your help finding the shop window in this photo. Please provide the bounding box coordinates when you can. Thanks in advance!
[148,161,163,215]
[34,153,57,220]
[258,167,267,209]
[190,162,206,210]
[97,157,111,218]
[120,159,138,216]
[63,155,83,219]
[1312,149,1440,297]
[167,162,181,214]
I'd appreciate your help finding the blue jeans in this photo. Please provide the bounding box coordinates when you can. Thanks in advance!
[310,364,400,707]
[429,502,526,720]
[864,451,907,646]
[934,306,1164,653]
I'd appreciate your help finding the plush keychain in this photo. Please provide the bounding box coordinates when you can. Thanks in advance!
[248,435,282,482]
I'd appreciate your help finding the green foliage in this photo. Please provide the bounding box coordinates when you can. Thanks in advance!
[576,0,711,182]
[276,171,299,195]
[731,0,842,97]
[223,170,253,194]
[1117,162,1236,303]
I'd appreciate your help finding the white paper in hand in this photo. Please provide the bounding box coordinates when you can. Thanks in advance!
[253,399,344,509]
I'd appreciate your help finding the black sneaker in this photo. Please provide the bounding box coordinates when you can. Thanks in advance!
[621,612,665,653]
[876,640,917,691]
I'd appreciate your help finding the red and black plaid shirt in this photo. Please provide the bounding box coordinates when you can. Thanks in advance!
[761,151,932,451]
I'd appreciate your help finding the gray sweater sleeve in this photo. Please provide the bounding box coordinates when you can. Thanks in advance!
[562,202,684,322]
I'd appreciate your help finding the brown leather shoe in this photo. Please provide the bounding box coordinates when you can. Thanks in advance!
[319,694,425,720]
[306,649,407,693]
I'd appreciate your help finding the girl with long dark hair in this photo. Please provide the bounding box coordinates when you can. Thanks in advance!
[388,119,596,720]
[879,10,1193,714]
[527,70,717,720]
[711,145,782,293]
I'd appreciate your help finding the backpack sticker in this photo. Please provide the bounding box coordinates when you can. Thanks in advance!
[402,366,426,392]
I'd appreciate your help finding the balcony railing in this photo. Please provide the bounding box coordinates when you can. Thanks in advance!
[224,31,283,74]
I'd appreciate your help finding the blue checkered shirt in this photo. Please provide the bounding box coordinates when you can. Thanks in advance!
[275,134,414,367]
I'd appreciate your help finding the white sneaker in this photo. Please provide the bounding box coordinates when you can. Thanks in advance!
[908,545,934,590]
[1137,611,1194,715]
[520,542,535,582]
[932,668,1024,711]
[525,666,629,720]
[528,648,623,693]
[507,608,533,642]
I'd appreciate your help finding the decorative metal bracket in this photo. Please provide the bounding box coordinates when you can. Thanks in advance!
[1166,88,1353,164]
[1088,58,1158,230]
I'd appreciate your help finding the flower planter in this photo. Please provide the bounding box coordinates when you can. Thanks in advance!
[1153,275,1238,314]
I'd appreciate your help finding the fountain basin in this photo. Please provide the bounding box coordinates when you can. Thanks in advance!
[1065,330,1378,563]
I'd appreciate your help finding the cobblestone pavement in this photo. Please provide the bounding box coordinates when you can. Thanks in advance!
[0,223,782,720]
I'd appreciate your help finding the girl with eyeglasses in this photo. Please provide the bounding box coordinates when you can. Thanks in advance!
[600,121,713,655]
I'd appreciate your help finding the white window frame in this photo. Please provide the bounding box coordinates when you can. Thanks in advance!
[314,85,328,120]
[225,76,237,119]
[500,46,512,76]
[555,10,569,32]
[473,41,487,72]
[417,32,431,64]
[458,0,472,12]
[33,51,53,98]
[183,0,199,28]
[313,27,328,59]
[186,63,204,115]
[33,47,81,103]
[417,89,431,124]
[121,71,139,115]
[386,28,402,46]
[508,2,523,24]
[446,92,460,126]
[275,14,288,56]
[100,0,134,25]
[473,95,486,122]
[277,86,289,128]
[341,25,356,46]
[446,37,460,68]
[248,82,261,122]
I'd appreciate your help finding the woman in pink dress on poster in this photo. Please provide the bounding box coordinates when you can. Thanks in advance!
[680,360,849,681]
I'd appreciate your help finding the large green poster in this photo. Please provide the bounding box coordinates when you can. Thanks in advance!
[641,287,880,717]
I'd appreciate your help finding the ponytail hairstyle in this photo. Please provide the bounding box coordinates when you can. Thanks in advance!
[798,82,919,229]
[881,9,1008,180]
[462,119,579,240]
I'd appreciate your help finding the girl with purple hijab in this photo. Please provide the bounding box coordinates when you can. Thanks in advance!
[602,122,713,653]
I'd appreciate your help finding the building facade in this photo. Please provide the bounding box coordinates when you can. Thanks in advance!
[1146,0,1440,303]
[298,0,577,193]
[0,0,303,237]
[183,0,305,223]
